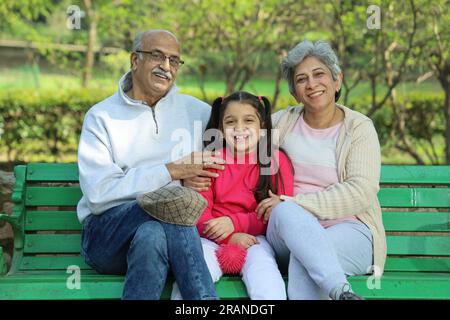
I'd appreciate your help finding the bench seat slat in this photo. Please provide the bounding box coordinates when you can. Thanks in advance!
[1,273,449,300]
[350,272,450,299]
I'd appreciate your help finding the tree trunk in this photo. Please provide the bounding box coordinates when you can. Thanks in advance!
[433,61,450,164]
[272,65,283,110]
[444,81,450,164]
[82,0,96,88]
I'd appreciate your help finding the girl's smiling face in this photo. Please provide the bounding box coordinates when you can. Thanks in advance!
[222,102,262,155]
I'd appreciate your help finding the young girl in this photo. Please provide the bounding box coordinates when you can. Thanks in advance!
[171,91,294,300]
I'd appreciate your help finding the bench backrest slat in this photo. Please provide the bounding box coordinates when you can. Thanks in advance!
[24,234,81,254]
[21,256,91,270]
[24,186,449,208]
[26,163,79,181]
[378,188,450,208]
[386,235,450,255]
[23,210,450,232]
[25,187,82,206]
[380,165,450,185]
[26,211,80,231]
[23,164,450,184]
[382,211,450,232]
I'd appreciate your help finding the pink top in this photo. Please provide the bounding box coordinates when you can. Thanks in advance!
[197,148,294,244]
[283,114,358,228]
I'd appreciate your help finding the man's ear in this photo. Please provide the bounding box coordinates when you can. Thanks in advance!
[130,52,138,71]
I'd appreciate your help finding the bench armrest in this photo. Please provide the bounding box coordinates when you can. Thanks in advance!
[0,212,21,229]
[0,246,7,275]
[0,212,24,250]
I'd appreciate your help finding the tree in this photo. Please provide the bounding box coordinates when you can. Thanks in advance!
[160,0,317,96]
[81,0,96,87]
[325,0,367,106]
[417,1,450,163]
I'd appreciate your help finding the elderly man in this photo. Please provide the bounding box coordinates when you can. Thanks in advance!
[77,30,223,300]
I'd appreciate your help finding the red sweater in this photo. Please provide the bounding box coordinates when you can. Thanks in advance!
[196,148,294,244]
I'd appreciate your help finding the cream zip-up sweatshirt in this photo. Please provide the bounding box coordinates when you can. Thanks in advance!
[77,72,211,223]
[272,104,387,274]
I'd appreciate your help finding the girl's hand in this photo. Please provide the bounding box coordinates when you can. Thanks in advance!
[229,233,259,249]
[256,190,282,223]
[183,176,212,192]
[203,216,235,242]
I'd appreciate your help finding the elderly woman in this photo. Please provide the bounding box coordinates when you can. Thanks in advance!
[256,40,386,300]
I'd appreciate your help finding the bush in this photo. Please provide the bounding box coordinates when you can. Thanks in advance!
[0,88,445,164]
[348,92,445,164]
[0,88,114,162]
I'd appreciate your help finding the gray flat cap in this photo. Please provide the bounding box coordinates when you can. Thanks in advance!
[137,185,207,226]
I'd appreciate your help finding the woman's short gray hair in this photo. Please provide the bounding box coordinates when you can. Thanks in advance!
[281,40,342,95]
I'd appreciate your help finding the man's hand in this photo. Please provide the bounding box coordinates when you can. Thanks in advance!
[203,216,234,242]
[229,233,259,249]
[166,151,225,181]
[256,190,282,223]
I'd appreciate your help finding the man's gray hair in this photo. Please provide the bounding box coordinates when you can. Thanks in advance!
[122,31,147,92]
[281,40,342,95]
[132,31,147,60]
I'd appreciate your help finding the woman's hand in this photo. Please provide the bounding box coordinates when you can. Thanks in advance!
[256,190,282,223]
[203,216,235,242]
[183,176,212,192]
[229,233,259,249]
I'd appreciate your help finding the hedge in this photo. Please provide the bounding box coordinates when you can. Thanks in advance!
[0,88,444,163]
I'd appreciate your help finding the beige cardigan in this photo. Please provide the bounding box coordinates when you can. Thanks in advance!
[273,104,387,274]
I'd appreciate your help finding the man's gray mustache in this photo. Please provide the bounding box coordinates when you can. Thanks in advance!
[152,68,172,80]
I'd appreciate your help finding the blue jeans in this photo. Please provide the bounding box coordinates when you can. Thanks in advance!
[80,201,218,300]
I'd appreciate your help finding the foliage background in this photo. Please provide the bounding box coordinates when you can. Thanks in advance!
[0,0,449,165]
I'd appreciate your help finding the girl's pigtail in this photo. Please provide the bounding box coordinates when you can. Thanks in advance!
[204,97,224,149]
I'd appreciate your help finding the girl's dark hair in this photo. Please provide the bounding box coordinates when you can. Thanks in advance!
[204,91,288,202]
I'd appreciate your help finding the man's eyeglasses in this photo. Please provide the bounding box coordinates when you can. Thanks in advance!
[135,50,185,69]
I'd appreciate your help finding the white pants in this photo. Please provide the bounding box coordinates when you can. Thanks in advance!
[171,236,287,300]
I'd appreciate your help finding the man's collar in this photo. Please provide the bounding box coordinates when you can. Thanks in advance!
[118,71,178,107]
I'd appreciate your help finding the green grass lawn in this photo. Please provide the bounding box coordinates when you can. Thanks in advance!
[0,66,442,100]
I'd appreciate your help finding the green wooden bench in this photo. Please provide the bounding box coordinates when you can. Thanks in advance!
[0,163,449,299]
